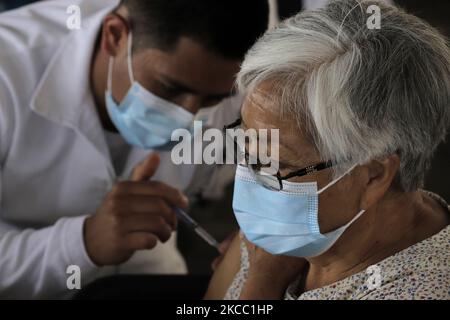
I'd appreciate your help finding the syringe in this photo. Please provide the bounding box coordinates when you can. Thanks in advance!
[173,207,220,251]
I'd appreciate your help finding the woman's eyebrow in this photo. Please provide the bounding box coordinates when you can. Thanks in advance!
[240,117,298,167]
[274,156,308,172]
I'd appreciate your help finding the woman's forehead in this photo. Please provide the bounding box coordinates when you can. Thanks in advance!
[241,84,318,165]
[242,83,289,129]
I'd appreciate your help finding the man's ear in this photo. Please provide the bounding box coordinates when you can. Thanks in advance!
[360,154,401,210]
[100,13,129,57]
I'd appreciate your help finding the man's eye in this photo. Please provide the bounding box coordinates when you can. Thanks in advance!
[163,85,182,96]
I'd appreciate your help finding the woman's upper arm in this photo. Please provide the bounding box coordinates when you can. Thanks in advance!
[204,233,242,300]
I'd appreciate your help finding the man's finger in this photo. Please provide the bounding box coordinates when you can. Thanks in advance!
[118,198,177,230]
[211,256,224,271]
[132,153,161,181]
[112,181,189,208]
[122,215,173,242]
[123,233,159,251]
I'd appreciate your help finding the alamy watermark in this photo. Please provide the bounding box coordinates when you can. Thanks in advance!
[66,265,81,290]
[367,5,381,30]
[171,121,280,173]
[66,5,81,30]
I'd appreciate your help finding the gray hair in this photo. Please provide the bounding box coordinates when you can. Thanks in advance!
[237,0,450,191]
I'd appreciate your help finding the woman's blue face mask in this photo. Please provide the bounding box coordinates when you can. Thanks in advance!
[105,32,194,150]
[232,164,366,258]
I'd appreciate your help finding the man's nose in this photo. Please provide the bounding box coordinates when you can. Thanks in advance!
[178,95,203,114]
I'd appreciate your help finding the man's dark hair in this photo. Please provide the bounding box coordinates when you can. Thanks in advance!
[122,0,269,60]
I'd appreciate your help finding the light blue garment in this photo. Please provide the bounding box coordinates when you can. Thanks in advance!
[232,165,366,257]
[105,32,194,150]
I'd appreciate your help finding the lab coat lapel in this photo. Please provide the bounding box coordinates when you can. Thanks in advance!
[29,1,119,180]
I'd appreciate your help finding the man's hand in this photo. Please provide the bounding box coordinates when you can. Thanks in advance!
[239,237,307,300]
[84,153,189,266]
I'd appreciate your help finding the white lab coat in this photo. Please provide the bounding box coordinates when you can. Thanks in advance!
[0,0,240,299]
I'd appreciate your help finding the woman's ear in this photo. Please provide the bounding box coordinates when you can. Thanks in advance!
[360,154,401,210]
[100,13,129,57]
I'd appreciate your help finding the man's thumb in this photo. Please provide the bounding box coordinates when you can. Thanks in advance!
[132,153,161,181]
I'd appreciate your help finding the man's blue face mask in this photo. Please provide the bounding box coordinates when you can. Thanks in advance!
[105,32,194,150]
[232,164,366,258]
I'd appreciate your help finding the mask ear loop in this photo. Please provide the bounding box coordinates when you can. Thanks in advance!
[317,163,358,195]
[127,31,135,84]
[107,57,114,92]
[107,32,134,93]
[346,208,366,226]
[106,14,133,95]
[317,163,367,228]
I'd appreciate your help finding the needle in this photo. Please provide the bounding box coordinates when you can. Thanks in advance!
[173,207,220,251]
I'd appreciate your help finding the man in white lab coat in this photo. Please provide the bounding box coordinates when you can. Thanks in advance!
[0,0,269,298]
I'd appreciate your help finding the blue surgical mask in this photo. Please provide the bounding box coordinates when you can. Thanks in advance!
[105,32,194,150]
[232,165,366,258]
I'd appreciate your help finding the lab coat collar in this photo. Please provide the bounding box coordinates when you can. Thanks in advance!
[30,0,120,130]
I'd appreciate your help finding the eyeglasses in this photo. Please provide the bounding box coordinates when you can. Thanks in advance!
[223,118,334,191]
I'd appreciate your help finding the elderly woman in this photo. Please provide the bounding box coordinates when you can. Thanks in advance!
[206,0,450,300]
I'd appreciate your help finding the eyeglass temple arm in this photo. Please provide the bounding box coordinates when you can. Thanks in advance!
[282,160,334,180]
